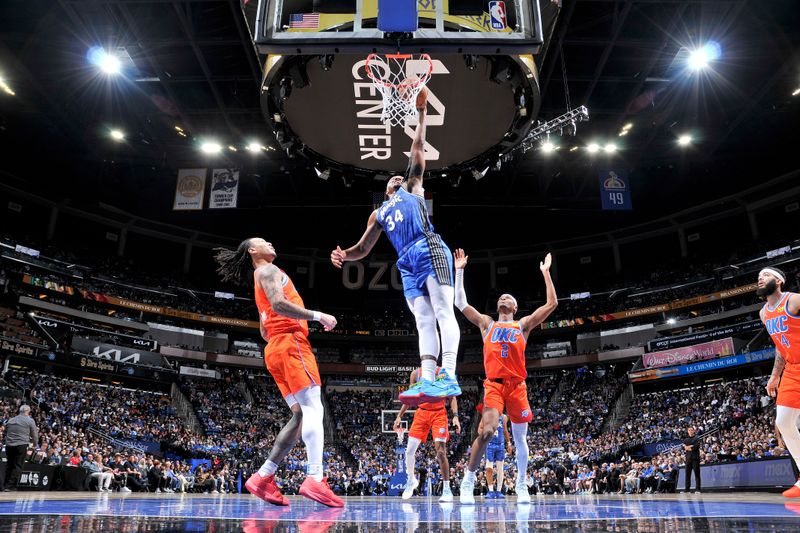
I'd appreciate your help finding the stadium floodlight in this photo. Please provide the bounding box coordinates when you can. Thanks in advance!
[228,145,238,152]
[687,41,721,71]
[247,142,264,153]
[667,318,676,325]
[0,76,15,96]
[792,88,800,97]
[677,134,693,146]
[603,143,617,154]
[200,141,222,154]
[88,47,122,75]
[541,140,556,153]
[586,143,600,154]
[513,106,590,156]
[109,129,125,141]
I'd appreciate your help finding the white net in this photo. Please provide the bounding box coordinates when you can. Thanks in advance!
[366,53,433,127]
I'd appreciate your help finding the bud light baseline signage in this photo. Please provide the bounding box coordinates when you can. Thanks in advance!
[71,337,164,367]
[280,54,519,172]
[643,338,735,369]
[599,169,632,211]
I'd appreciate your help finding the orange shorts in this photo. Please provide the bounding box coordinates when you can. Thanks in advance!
[409,407,449,443]
[483,379,532,424]
[778,366,800,409]
[264,332,320,398]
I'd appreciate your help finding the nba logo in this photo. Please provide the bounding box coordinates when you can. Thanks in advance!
[489,1,507,31]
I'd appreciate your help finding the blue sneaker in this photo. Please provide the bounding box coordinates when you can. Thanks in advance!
[399,378,450,406]
[496,490,505,499]
[486,490,497,499]
[436,375,462,398]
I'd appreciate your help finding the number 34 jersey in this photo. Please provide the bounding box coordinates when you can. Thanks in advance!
[377,187,435,256]
[483,320,527,381]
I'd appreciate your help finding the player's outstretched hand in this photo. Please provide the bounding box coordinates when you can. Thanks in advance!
[319,313,337,332]
[540,252,552,273]
[452,416,461,434]
[454,248,468,270]
[393,417,402,433]
[330,246,346,268]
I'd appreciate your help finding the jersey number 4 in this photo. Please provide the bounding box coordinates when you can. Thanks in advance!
[781,335,791,349]
[384,210,404,232]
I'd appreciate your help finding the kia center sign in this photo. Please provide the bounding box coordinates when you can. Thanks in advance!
[267,54,538,173]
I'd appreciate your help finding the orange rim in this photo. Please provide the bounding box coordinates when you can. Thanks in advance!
[365,53,433,89]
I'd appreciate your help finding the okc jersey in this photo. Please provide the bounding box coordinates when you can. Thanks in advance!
[254,268,308,338]
[761,292,800,364]
[489,414,505,447]
[377,187,435,256]
[484,321,527,381]
[416,367,447,410]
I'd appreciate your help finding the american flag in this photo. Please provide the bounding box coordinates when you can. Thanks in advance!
[289,13,320,29]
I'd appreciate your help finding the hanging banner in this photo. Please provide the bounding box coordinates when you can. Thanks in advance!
[643,338,736,369]
[599,169,632,211]
[173,168,206,211]
[209,168,240,209]
[649,320,762,351]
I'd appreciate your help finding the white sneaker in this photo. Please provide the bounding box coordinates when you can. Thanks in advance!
[460,477,475,504]
[402,476,419,500]
[155,488,161,493]
[439,488,453,502]
[120,487,132,493]
[516,484,531,504]
[211,490,219,494]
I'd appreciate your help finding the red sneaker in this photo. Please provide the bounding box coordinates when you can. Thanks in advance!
[299,477,344,508]
[245,473,289,506]
[783,482,800,498]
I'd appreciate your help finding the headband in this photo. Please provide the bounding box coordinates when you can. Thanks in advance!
[760,268,785,284]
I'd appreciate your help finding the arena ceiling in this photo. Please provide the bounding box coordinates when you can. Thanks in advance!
[0,0,798,245]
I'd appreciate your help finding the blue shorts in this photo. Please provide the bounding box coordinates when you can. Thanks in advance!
[486,445,505,463]
[396,236,454,300]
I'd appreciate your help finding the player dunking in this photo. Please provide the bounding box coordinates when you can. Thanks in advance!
[214,238,343,507]
[393,366,461,502]
[759,266,800,498]
[330,86,461,406]
[454,249,558,504]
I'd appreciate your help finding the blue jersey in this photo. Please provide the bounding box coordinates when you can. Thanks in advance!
[376,188,435,257]
[489,415,505,447]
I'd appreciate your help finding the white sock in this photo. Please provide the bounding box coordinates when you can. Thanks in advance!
[512,422,529,486]
[496,463,504,492]
[258,460,278,478]
[441,352,457,380]
[465,469,477,482]
[406,437,421,480]
[296,386,325,481]
[443,481,452,493]
[421,359,436,382]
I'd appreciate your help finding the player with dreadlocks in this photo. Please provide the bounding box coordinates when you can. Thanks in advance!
[214,238,343,507]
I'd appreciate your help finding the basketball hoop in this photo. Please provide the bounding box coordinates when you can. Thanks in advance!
[395,425,407,444]
[365,53,433,127]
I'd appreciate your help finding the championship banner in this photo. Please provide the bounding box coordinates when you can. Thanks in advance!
[173,168,206,211]
[643,338,735,369]
[599,169,632,211]
[208,168,239,209]
[649,320,762,351]
[541,282,757,330]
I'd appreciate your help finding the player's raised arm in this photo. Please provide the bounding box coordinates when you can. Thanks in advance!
[454,248,493,335]
[405,90,428,196]
[256,264,337,331]
[520,253,558,337]
[330,210,383,268]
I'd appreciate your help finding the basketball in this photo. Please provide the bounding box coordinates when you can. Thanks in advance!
[398,75,428,110]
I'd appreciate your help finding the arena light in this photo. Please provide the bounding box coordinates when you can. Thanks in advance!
[792,88,800,96]
[541,140,557,153]
[200,141,222,154]
[586,143,600,154]
[687,41,721,71]
[677,134,693,146]
[569,146,579,152]
[109,129,125,142]
[0,76,15,96]
[603,143,617,154]
[622,123,633,131]
[228,145,238,152]
[247,142,265,153]
[667,318,676,325]
[618,130,629,137]
[88,47,122,75]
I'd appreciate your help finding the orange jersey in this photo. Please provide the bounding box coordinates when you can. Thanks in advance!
[761,292,800,365]
[416,367,447,410]
[483,321,527,381]
[254,268,309,338]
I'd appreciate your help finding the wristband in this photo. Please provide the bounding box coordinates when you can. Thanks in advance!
[312,311,321,322]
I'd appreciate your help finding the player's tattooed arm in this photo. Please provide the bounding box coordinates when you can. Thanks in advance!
[331,210,383,267]
[771,353,786,379]
[406,108,427,195]
[257,264,316,321]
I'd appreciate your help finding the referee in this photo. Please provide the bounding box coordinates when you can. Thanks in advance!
[3,405,38,491]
